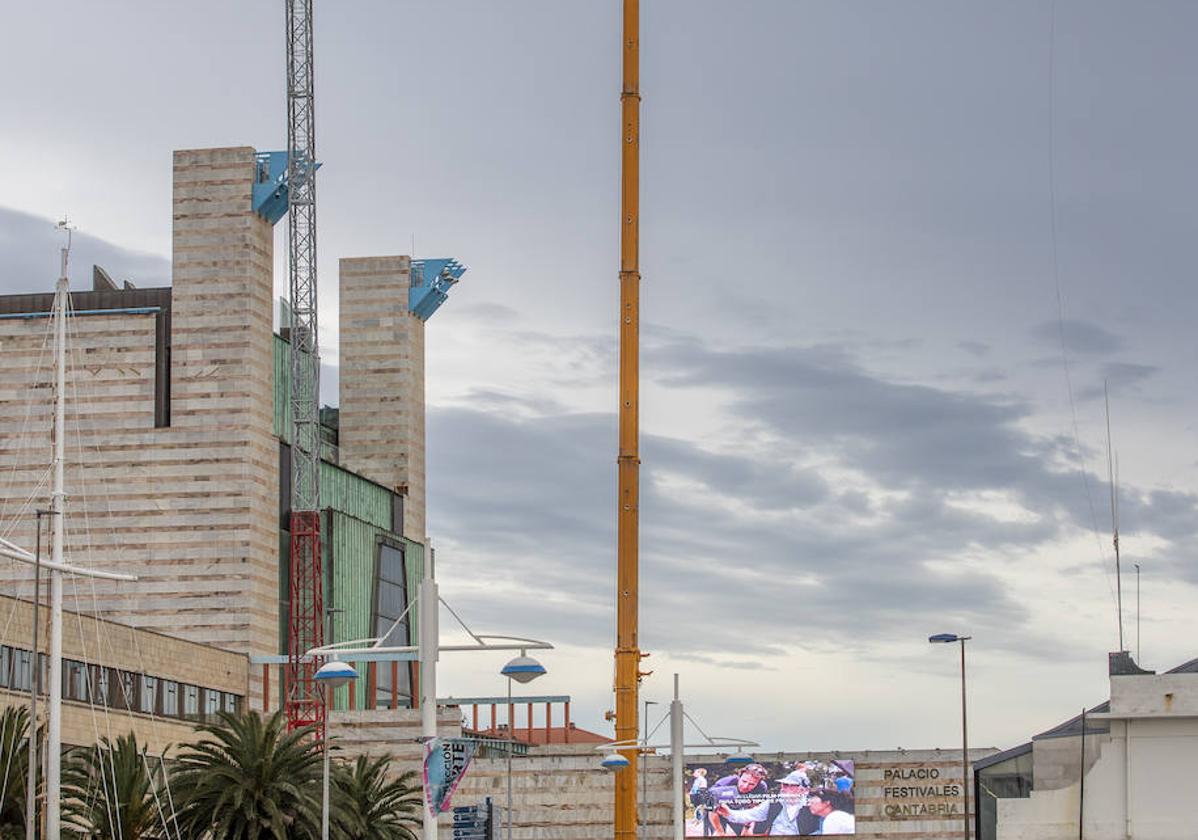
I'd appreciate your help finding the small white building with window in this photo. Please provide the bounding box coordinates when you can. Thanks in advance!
[977,652,1198,840]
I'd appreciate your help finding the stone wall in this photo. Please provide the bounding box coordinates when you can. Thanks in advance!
[0,147,279,704]
[337,255,426,541]
[0,593,248,756]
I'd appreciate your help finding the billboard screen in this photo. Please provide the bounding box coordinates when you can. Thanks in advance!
[684,758,855,837]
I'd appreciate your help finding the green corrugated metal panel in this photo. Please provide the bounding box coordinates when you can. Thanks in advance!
[324,512,423,711]
[320,462,391,530]
[273,334,290,442]
[328,511,374,710]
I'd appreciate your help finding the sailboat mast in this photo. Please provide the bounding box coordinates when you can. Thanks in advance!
[46,234,70,838]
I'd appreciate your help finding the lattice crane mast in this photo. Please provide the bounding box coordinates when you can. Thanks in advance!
[284,0,325,735]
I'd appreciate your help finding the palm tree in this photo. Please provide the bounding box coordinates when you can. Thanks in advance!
[332,755,420,840]
[172,710,324,840]
[0,707,32,839]
[61,732,173,839]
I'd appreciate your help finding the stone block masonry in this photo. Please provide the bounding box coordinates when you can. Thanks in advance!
[0,147,279,705]
[338,255,427,541]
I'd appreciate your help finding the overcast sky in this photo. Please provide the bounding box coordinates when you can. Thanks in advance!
[3,1,1198,753]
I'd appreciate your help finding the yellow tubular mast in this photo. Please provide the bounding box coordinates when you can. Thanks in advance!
[615,1,642,838]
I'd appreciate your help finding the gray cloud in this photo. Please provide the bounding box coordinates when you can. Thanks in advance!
[1031,319,1124,356]
[0,207,169,293]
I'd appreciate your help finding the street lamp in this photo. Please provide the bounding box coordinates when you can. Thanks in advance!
[499,651,546,840]
[929,633,971,840]
[641,699,659,838]
[305,539,552,840]
[600,674,757,840]
[314,660,359,840]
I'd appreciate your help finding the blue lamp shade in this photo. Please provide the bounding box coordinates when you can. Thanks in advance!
[501,655,547,685]
[314,660,359,689]
[726,753,755,766]
[928,633,959,644]
[601,753,631,770]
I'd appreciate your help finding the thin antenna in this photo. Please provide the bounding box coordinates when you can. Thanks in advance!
[1134,562,1141,664]
[1104,382,1124,652]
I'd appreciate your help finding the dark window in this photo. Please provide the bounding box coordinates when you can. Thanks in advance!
[390,492,404,535]
[12,651,31,692]
[183,685,200,720]
[162,680,179,718]
[374,542,412,705]
[139,676,158,715]
[65,660,88,702]
[115,670,137,711]
[203,689,221,719]
[90,666,111,706]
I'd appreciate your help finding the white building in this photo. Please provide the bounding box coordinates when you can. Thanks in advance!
[977,652,1198,840]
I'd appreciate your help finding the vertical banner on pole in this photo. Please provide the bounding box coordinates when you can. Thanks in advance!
[424,737,478,814]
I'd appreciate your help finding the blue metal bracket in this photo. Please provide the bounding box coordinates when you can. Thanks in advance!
[409,258,466,321]
[252,151,322,226]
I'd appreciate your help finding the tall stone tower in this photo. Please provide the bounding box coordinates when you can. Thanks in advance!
[338,256,463,542]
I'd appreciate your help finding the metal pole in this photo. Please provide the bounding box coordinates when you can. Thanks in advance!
[1134,563,1141,664]
[322,683,331,840]
[670,675,683,840]
[615,1,643,838]
[25,512,45,840]
[420,540,438,840]
[46,266,68,839]
[960,638,969,840]
[1078,706,1085,840]
[642,700,656,837]
[506,676,513,840]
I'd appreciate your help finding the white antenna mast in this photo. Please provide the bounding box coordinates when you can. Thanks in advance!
[0,220,138,838]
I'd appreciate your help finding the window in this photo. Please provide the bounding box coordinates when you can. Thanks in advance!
[203,689,221,719]
[0,646,11,689]
[90,666,111,707]
[223,693,238,714]
[139,676,158,715]
[183,685,200,721]
[162,680,179,718]
[65,660,88,702]
[114,670,137,710]
[12,651,31,692]
[374,542,412,705]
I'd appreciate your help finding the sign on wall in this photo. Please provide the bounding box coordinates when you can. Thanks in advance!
[684,758,856,836]
[880,765,963,819]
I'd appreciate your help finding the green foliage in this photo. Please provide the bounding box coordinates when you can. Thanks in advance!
[62,732,171,839]
[0,707,32,838]
[172,710,324,840]
[332,755,420,840]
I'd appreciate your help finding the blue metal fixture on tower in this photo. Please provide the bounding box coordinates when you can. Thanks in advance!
[252,152,323,226]
[409,258,466,321]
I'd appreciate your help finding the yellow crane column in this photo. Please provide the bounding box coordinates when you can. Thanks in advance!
[615,0,642,838]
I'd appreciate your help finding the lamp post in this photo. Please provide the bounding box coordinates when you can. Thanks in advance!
[601,674,757,840]
[929,633,971,840]
[641,699,658,838]
[305,538,552,840]
[500,652,546,840]
[314,660,358,840]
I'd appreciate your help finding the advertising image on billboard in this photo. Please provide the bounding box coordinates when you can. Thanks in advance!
[684,758,855,837]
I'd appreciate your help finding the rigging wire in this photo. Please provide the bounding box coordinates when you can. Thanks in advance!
[1046,0,1118,610]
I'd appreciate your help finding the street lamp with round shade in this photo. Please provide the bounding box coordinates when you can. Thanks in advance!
[601,753,631,770]
[314,659,358,840]
[929,633,971,840]
[500,654,546,684]
[500,652,546,840]
[314,660,359,689]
